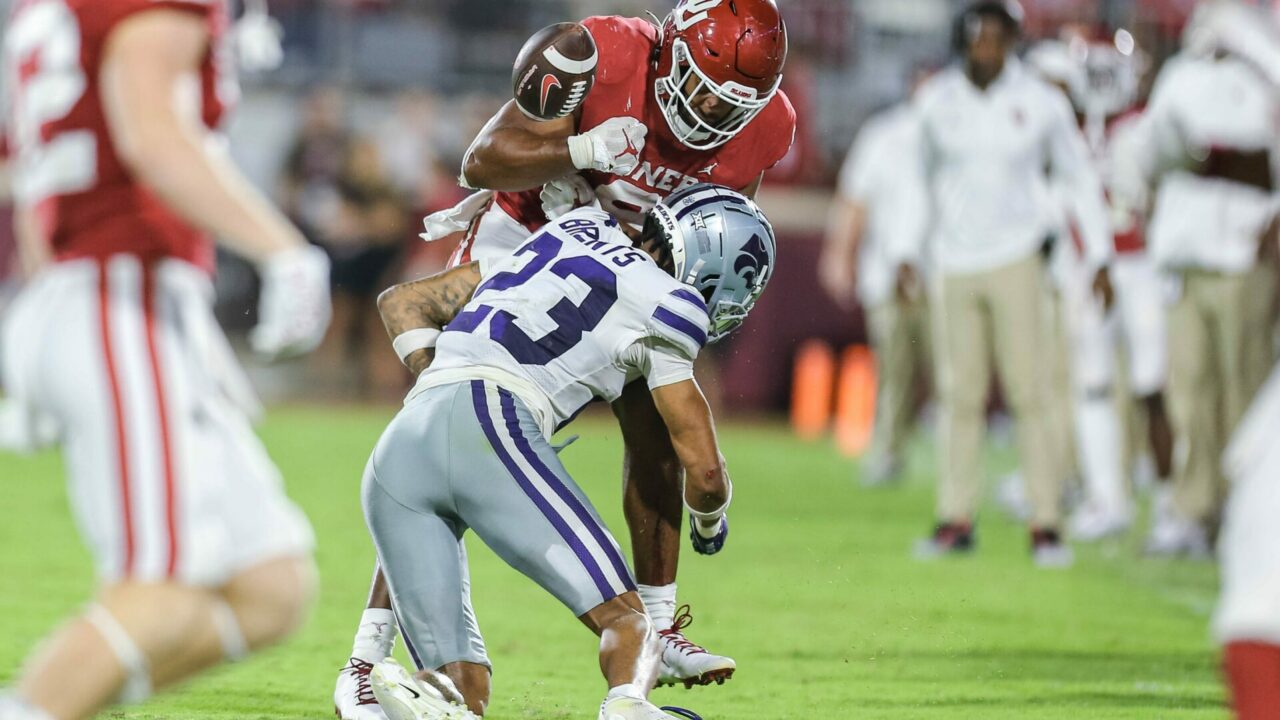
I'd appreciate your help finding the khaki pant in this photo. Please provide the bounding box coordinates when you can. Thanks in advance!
[933,255,1061,528]
[865,296,931,468]
[1167,264,1278,525]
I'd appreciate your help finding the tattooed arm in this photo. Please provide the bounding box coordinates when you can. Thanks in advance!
[376,262,483,375]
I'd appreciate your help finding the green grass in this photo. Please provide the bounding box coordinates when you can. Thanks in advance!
[0,408,1224,719]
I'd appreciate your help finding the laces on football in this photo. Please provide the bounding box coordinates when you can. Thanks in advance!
[658,605,707,656]
[341,657,379,706]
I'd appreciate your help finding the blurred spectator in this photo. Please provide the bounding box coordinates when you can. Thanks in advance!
[375,89,441,202]
[1113,11,1280,557]
[820,94,930,488]
[312,139,411,400]
[908,1,1111,566]
[281,86,352,242]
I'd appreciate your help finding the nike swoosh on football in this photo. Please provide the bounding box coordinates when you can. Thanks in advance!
[397,682,421,699]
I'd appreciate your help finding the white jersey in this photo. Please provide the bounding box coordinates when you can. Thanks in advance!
[410,208,710,437]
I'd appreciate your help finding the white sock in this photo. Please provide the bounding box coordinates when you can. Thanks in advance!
[0,694,56,720]
[1074,393,1128,514]
[636,584,677,630]
[606,683,645,702]
[351,608,397,661]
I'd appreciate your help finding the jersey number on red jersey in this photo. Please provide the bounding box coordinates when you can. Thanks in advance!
[5,0,97,204]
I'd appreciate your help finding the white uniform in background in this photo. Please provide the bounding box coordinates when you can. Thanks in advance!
[1055,112,1168,539]
[1114,49,1280,555]
[834,103,930,481]
[908,58,1112,540]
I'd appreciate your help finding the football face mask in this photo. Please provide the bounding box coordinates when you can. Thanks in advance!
[655,39,774,150]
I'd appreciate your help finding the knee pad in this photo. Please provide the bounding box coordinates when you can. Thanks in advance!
[85,604,151,704]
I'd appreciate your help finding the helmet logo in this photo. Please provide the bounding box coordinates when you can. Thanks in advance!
[734,233,770,285]
[673,0,723,31]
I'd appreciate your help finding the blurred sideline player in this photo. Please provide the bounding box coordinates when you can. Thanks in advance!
[1113,0,1280,557]
[1208,4,1280,715]
[1026,37,1173,541]
[363,186,773,720]
[336,2,796,714]
[819,85,931,487]
[0,1,330,719]
[906,0,1112,566]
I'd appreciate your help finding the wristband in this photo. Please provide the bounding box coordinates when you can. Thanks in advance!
[567,134,595,170]
[392,328,441,365]
[684,477,733,533]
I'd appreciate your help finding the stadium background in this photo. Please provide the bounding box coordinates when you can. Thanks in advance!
[0,1,1257,718]
[0,0,1231,412]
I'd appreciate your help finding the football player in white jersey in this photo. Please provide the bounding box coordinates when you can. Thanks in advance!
[356,185,774,720]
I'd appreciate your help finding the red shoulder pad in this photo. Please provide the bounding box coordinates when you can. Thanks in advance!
[580,15,658,86]
[754,89,797,170]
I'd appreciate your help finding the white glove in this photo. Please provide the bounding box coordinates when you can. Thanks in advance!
[566,116,647,175]
[420,189,494,242]
[250,245,332,360]
[233,0,284,73]
[540,175,598,220]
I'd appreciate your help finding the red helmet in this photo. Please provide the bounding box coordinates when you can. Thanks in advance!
[654,0,787,150]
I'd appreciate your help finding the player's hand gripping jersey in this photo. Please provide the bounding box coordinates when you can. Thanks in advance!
[447,13,796,265]
[4,0,232,273]
[413,207,712,438]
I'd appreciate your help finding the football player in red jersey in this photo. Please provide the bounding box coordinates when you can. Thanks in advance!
[335,2,795,717]
[0,1,329,718]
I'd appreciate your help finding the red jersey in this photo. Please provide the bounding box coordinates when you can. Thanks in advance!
[492,15,797,231]
[4,0,233,273]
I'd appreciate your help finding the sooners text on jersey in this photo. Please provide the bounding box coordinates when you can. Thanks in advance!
[4,0,232,273]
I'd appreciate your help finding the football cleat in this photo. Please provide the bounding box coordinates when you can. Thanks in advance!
[369,659,478,720]
[1067,504,1132,542]
[655,606,736,688]
[1030,528,1075,569]
[914,522,975,559]
[334,657,388,720]
[598,695,684,720]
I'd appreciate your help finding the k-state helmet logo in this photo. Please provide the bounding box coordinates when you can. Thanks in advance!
[734,233,770,284]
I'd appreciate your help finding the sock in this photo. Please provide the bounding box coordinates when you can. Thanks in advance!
[1225,641,1280,720]
[352,608,397,661]
[636,584,677,630]
[606,683,646,702]
[1074,393,1128,514]
[0,694,57,720]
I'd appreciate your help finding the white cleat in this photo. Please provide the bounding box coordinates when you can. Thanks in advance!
[598,696,683,720]
[369,659,478,720]
[1144,488,1211,558]
[334,657,389,720]
[655,606,735,689]
[1068,505,1132,542]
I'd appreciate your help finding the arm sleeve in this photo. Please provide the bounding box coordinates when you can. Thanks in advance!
[835,124,875,202]
[1111,64,1183,216]
[631,338,697,390]
[645,287,710,362]
[1046,91,1112,268]
[885,107,930,268]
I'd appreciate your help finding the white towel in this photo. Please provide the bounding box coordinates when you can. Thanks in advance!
[420,190,495,243]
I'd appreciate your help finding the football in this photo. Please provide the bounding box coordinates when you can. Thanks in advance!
[511,22,598,121]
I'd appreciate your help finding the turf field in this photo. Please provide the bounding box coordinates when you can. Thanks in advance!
[0,407,1224,719]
